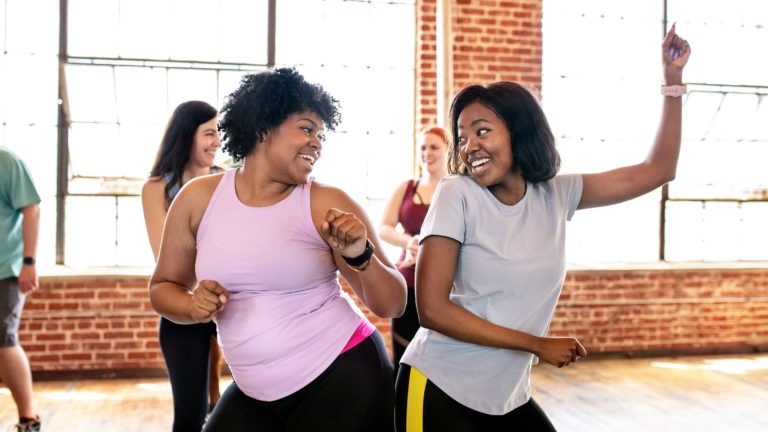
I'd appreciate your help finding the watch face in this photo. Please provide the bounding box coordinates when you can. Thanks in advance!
[22,256,35,265]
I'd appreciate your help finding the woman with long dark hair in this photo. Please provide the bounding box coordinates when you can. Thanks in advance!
[141,100,224,432]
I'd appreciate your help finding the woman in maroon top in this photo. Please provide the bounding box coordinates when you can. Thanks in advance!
[380,127,449,368]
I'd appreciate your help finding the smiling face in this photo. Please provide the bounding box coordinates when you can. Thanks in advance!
[419,132,448,176]
[188,117,221,169]
[457,101,518,189]
[262,111,325,184]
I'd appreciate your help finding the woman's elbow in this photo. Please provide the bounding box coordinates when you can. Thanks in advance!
[376,285,407,318]
[662,170,677,185]
[148,284,161,313]
[416,301,443,331]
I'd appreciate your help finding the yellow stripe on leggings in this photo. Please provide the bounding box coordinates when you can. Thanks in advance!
[406,367,428,432]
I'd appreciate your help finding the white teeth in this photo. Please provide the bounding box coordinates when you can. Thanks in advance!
[471,158,490,168]
[299,154,316,164]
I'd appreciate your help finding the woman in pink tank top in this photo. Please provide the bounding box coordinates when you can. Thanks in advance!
[379,127,449,370]
[148,68,406,432]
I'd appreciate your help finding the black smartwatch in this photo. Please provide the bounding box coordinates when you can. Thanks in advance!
[22,256,35,265]
[342,239,374,268]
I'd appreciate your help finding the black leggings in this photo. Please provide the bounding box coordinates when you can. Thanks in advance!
[159,317,217,432]
[391,286,419,372]
[204,331,394,432]
[395,364,556,431]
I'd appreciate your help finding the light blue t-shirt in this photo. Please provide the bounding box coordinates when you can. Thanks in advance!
[401,173,582,415]
[0,148,41,278]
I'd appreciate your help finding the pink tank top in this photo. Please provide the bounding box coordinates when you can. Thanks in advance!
[195,170,367,401]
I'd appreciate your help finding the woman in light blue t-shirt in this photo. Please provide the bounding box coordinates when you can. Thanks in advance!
[395,25,692,430]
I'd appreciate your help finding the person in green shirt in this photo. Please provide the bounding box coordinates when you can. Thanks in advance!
[0,147,42,432]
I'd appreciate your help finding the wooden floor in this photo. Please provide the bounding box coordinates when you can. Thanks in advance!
[1,354,767,431]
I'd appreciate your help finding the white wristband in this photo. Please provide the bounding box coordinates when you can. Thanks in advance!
[661,84,687,97]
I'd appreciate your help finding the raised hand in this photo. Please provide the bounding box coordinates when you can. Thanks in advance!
[534,336,587,368]
[321,208,368,259]
[189,280,229,323]
[662,23,691,74]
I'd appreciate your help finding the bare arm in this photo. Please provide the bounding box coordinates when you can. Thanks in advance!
[148,178,228,324]
[379,181,412,248]
[17,204,40,294]
[417,235,586,367]
[579,24,691,210]
[141,178,167,261]
[313,184,407,318]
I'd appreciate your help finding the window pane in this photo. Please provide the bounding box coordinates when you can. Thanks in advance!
[669,0,768,85]
[114,67,168,124]
[276,0,416,67]
[167,0,220,62]
[65,196,119,267]
[5,0,58,55]
[707,93,760,141]
[664,201,705,261]
[68,0,120,57]
[3,54,58,125]
[565,195,660,264]
[69,123,121,180]
[118,0,171,59]
[665,201,759,261]
[218,0,269,64]
[671,140,768,200]
[0,2,5,51]
[116,196,154,266]
[119,123,167,179]
[738,202,768,261]
[310,130,369,204]
[167,69,218,111]
[66,65,117,123]
[275,0,325,66]
[671,88,768,200]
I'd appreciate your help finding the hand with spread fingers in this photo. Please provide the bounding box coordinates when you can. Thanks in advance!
[189,280,229,323]
[322,208,368,259]
[535,337,588,368]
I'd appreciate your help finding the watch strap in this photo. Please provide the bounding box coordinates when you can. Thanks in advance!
[661,84,687,97]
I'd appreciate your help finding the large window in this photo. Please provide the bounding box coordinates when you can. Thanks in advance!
[543,0,768,263]
[0,0,59,268]
[0,0,415,268]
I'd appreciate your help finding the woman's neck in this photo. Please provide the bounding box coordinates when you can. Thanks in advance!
[234,158,295,207]
[180,164,212,185]
[421,168,447,185]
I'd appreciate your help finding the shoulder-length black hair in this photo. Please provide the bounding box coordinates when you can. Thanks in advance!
[149,100,218,206]
[218,67,341,162]
[448,81,560,184]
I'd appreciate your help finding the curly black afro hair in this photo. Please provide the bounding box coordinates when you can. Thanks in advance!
[219,67,342,161]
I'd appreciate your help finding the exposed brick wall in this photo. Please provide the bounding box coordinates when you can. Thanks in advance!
[416,0,439,129]
[415,0,543,130]
[20,277,163,371]
[550,270,768,355]
[18,269,768,373]
[20,275,391,373]
[451,0,542,91]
